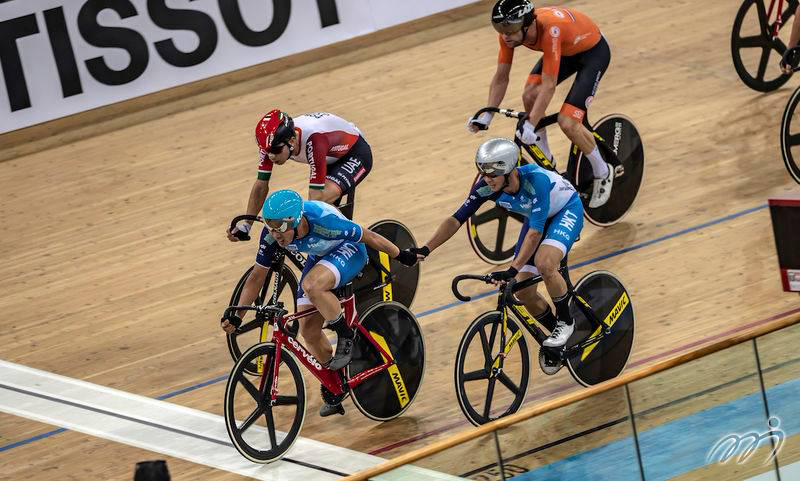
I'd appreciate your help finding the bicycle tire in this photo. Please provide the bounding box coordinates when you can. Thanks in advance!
[224,342,306,464]
[348,301,425,421]
[731,0,795,92]
[574,114,644,227]
[454,311,530,426]
[565,271,635,387]
[780,85,800,183]
[226,264,298,373]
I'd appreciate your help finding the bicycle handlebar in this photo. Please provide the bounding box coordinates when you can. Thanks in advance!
[222,303,288,323]
[451,274,525,306]
[470,107,527,129]
[229,214,262,241]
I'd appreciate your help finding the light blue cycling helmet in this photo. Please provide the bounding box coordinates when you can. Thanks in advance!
[261,189,303,232]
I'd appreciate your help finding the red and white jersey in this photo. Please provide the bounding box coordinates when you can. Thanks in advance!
[258,112,363,189]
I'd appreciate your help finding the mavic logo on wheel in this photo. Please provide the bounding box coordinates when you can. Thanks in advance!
[580,291,629,361]
[391,371,409,405]
[371,331,409,407]
[287,336,323,370]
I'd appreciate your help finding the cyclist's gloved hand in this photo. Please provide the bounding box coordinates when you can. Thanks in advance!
[466,112,494,133]
[780,47,800,74]
[489,266,518,282]
[221,313,242,333]
[395,249,419,267]
[228,223,251,242]
[409,246,430,260]
[515,118,539,145]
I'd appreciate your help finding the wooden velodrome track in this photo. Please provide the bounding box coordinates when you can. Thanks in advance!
[2,0,800,479]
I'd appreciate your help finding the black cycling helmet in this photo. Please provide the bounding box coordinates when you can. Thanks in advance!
[491,0,535,35]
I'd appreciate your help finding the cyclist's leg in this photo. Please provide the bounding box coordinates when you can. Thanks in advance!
[296,257,335,364]
[523,60,577,162]
[557,36,612,202]
[323,136,372,204]
[513,224,557,331]
[537,195,584,347]
[316,242,368,370]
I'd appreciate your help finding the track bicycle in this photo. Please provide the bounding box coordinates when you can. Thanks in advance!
[779,71,800,183]
[451,260,634,426]
[466,106,644,264]
[732,0,799,92]
[225,212,420,366]
[223,252,425,463]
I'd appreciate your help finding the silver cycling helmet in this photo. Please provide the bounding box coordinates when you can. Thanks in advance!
[475,138,520,176]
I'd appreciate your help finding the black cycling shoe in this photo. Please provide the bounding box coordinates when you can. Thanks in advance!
[319,385,346,417]
[326,335,354,371]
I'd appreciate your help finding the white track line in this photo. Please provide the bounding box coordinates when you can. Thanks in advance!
[0,360,461,480]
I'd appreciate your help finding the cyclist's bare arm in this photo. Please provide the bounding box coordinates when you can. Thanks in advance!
[246,180,269,218]
[511,228,542,272]
[421,216,461,254]
[488,63,513,107]
[221,264,268,332]
[361,228,401,258]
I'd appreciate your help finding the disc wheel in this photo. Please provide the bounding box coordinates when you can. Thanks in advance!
[348,301,425,421]
[227,264,298,374]
[574,114,644,227]
[465,171,528,266]
[454,311,530,426]
[731,0,797,92]
[780,85,800,183]
[352,220,419,314]
[224,343,306,464]
[565,271,635,386]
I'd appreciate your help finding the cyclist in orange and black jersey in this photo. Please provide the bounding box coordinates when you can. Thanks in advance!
[468,0,614,208]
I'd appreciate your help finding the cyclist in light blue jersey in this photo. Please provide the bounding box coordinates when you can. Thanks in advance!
[409,138,583,348]
[222,190,417,416]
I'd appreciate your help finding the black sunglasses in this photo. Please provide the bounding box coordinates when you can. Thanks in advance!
[268,142,287,155]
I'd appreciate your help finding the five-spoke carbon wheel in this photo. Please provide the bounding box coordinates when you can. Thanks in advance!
[454,311,530,426]
[731,0,797,92]
[780,85,800,183]
[224,343,306,464]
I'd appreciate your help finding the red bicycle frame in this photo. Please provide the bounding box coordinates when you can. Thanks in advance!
[768,0,786,38]
[261,294,396,403]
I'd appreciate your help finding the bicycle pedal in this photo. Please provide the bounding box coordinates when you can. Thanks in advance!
[538,349,563,376]
[614,165,625,178]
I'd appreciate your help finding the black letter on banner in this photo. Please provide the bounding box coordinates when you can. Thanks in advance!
[219,0,290,47]
[78,0,148,85]
[44,7,83,98]
[148,0,217,67]
[0,14,39,112]
[316,0,339,28]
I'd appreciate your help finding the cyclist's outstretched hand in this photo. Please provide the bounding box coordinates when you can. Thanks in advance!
[395,249,419,267]
[466,112,494,133]
[409,246,430,261]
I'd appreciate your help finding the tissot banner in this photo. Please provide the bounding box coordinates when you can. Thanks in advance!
[0,0,476,133]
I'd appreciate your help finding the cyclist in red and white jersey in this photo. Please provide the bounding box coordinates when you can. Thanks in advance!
[468,0,614,208]
[227,110,372,241]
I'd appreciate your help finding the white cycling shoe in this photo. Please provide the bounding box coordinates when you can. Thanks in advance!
[588,162,614,208]
[542,320,575,348]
